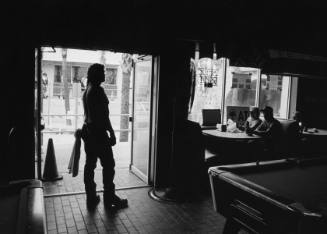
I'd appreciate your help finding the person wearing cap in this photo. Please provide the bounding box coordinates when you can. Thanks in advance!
[244,107,262,135]
[253,106,282,159]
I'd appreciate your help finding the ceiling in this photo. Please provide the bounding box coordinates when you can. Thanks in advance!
[3,0,327,76]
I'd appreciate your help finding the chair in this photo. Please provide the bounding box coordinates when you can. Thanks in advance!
[201,109,221,130]
[275,119,302,158]
[170,120,207,198]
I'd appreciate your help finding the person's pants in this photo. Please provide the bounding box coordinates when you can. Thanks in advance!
[84,134,115,198]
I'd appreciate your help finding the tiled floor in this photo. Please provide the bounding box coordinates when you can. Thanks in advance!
[45,187,226,234]
[43,168,147,196]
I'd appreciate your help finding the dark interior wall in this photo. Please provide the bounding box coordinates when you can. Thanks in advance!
[297,78,327,129]
[12,48,36,180]
[0,0,37,180]
[1,46,36,180]
[0,45,13,182]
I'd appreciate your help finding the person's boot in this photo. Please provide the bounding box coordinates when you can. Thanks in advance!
[86,194,100,209]
[112,194,128,208]
[104,192,128,209]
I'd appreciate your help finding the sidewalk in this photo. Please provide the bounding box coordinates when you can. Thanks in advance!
[41,133,131,173]
[41,133,146,196]
[43,168,146,196]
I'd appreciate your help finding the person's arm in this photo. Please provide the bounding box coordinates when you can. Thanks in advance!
[101,90,117,146]
[254,121,275,138]
[100,89,116,139]
[245,118,261,133]
[253,121,268,137]
[106,117,116,138]
[106,118,116,146]
[244,120,250,133]
[249,119,262,133]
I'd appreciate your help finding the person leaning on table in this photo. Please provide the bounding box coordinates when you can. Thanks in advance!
[244,107,262,135]
[227,110,239,132]
[253,106,282,159]
[241,107,263,161]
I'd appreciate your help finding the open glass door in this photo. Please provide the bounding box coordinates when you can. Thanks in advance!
[130,56,153,183]
[35,47,42,179]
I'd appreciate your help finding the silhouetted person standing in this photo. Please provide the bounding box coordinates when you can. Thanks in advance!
[82,63,127,209]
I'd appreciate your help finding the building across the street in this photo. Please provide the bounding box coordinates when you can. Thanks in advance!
[42,49,122,100]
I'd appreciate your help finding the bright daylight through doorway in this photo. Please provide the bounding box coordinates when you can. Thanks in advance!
[36,47,152,195]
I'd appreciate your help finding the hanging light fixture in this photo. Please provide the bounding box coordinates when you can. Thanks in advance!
[213,43,217,60]
[198,42,219,88]
[195,42,200,64]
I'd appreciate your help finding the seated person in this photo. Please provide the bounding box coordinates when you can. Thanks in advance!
[227,110,241,133]
[293,110,312,156]
[244,107,262,135]
[293,110,305,133]
[253,106,282,159]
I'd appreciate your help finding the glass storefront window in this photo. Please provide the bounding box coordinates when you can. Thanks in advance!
[224,61,259,122]
[188,57,224,123]
[188,57,295,125]
[259,74,291,118]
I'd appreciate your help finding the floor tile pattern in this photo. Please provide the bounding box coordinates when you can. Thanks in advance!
[43,168,146,196]
[45,187,225,234]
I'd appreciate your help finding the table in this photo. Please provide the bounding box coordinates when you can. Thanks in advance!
[203,129,264,164]
[0,180,46,234]
[203,129,261,140]
[209,157,327,234]
[303,128,327,137]
[301,129,327,155]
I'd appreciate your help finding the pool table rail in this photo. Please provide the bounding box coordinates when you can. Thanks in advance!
[209,159,326,233]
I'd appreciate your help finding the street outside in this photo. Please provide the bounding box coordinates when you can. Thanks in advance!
[41,90,132,131]
[40,94,150,172]
[41,132,132,174]
[38,49,150,194]
[39,97,150,194]
[40,132,148,196]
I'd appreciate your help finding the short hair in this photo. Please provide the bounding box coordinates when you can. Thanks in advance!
[229,111,236,117]
[87,63,104,84]
[250,107,260,116]
[261,106,273,116]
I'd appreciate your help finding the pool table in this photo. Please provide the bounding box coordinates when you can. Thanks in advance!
[209,157,327,234]
[0,179,46,234]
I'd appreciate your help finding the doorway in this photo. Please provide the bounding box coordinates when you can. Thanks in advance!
[131,56,153,183]
[35,47,157,195]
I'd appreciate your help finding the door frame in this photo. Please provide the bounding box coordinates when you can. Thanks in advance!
[35,46,160,185]
[35,47,43,179]
[130,55,159,185]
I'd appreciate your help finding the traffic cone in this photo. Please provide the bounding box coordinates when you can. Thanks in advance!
[42,138,63,181]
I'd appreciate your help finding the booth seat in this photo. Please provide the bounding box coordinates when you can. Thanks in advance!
[275,119,302,158]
